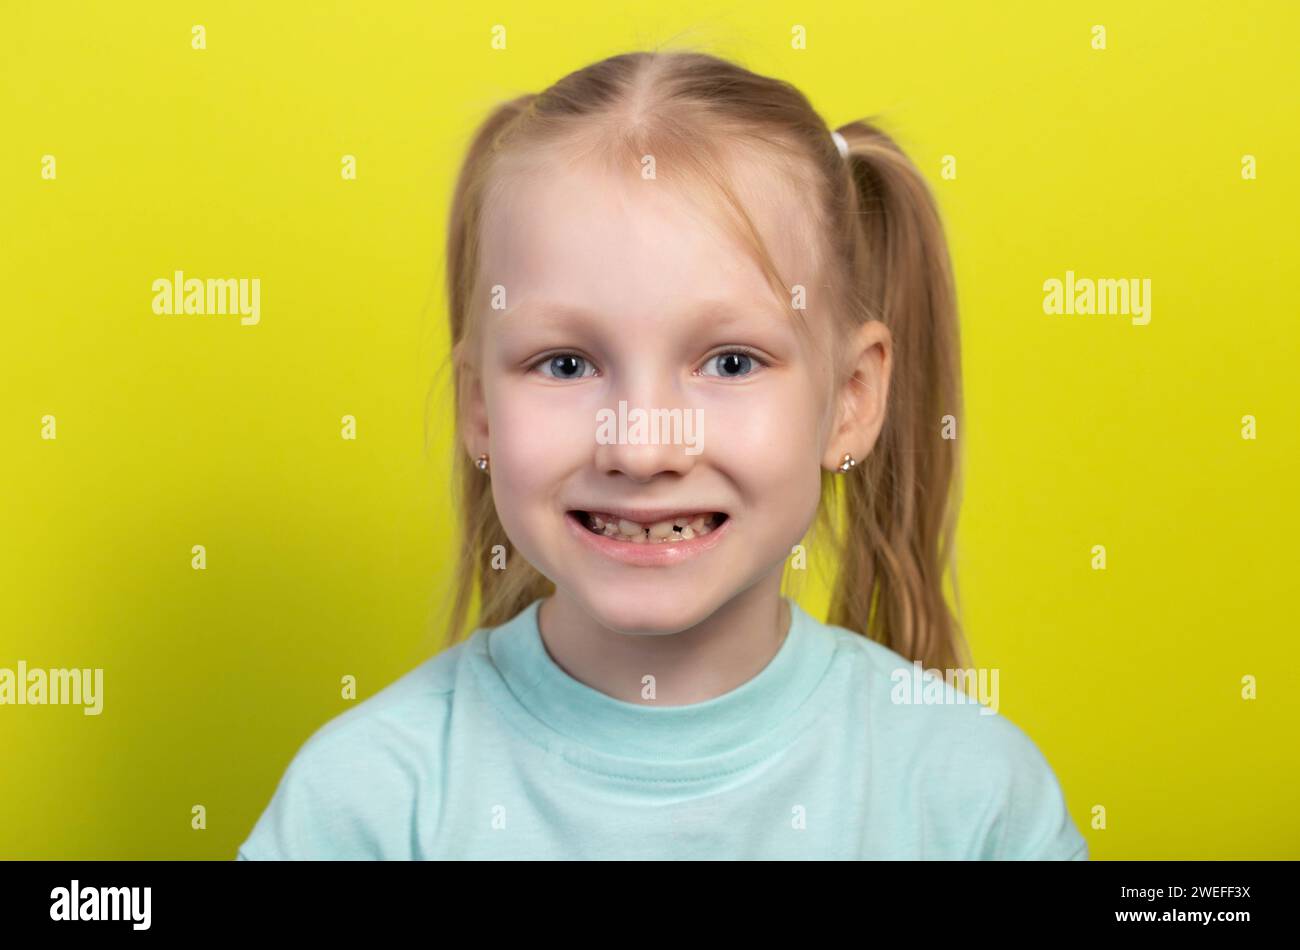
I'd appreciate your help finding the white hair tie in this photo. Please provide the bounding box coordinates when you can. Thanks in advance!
[831,130,849,158]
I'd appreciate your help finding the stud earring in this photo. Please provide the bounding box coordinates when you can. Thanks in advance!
[836,453,856,473]
[474,453,490,474]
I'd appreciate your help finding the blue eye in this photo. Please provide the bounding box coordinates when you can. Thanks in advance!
[530,349,766,380]
[700,350,763,378]
[534,353,596,380]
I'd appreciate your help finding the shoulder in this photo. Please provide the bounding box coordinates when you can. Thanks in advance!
[236,635,476,860]
[819,620,1089,860]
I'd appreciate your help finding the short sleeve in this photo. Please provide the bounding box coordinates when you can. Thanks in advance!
[983,716,1088,860]
[239,743,356,860]
[237,712,427,860]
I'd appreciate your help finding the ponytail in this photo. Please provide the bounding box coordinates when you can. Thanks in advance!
[821,121,970,671]
[436,92,555,652]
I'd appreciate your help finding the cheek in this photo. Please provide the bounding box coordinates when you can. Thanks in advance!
[703,384,824,504]
[484,381,593,511]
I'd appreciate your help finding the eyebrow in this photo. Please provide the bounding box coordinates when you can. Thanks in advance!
[501,296,791,330]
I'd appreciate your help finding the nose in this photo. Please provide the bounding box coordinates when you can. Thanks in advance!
[592,374,703,482]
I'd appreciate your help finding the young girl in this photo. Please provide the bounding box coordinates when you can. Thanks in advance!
[239,49,1087,860]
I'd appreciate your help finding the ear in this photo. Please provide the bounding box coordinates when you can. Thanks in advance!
[822,320,892,471]
[454,338,490,462]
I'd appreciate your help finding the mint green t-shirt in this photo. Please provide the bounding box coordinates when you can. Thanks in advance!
[237,597,1087,860]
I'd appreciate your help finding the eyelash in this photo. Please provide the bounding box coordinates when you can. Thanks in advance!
[529,347,769,381]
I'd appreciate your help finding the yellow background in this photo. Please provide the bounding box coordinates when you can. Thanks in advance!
[2,1,1296,859]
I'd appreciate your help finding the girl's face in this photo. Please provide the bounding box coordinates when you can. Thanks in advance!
[465,156,882,634]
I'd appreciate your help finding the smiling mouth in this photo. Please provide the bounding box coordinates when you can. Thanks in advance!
[568,510,728,544]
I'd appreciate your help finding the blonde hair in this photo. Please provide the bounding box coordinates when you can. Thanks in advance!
[436,49,970,671]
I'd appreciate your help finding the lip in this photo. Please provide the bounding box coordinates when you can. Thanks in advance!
[572,506,726,524]
[564,509,731,567]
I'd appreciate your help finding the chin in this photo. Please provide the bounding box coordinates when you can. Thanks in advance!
[574,586,713,637]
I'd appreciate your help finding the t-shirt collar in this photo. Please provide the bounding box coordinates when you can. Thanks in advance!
[475,596,838,778]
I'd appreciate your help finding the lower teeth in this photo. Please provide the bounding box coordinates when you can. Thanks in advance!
[580,512,722,543]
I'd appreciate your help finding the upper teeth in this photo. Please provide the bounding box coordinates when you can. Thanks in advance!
[582,512,721,543]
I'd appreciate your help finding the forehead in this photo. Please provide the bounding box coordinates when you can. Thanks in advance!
[477,152,820,322]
